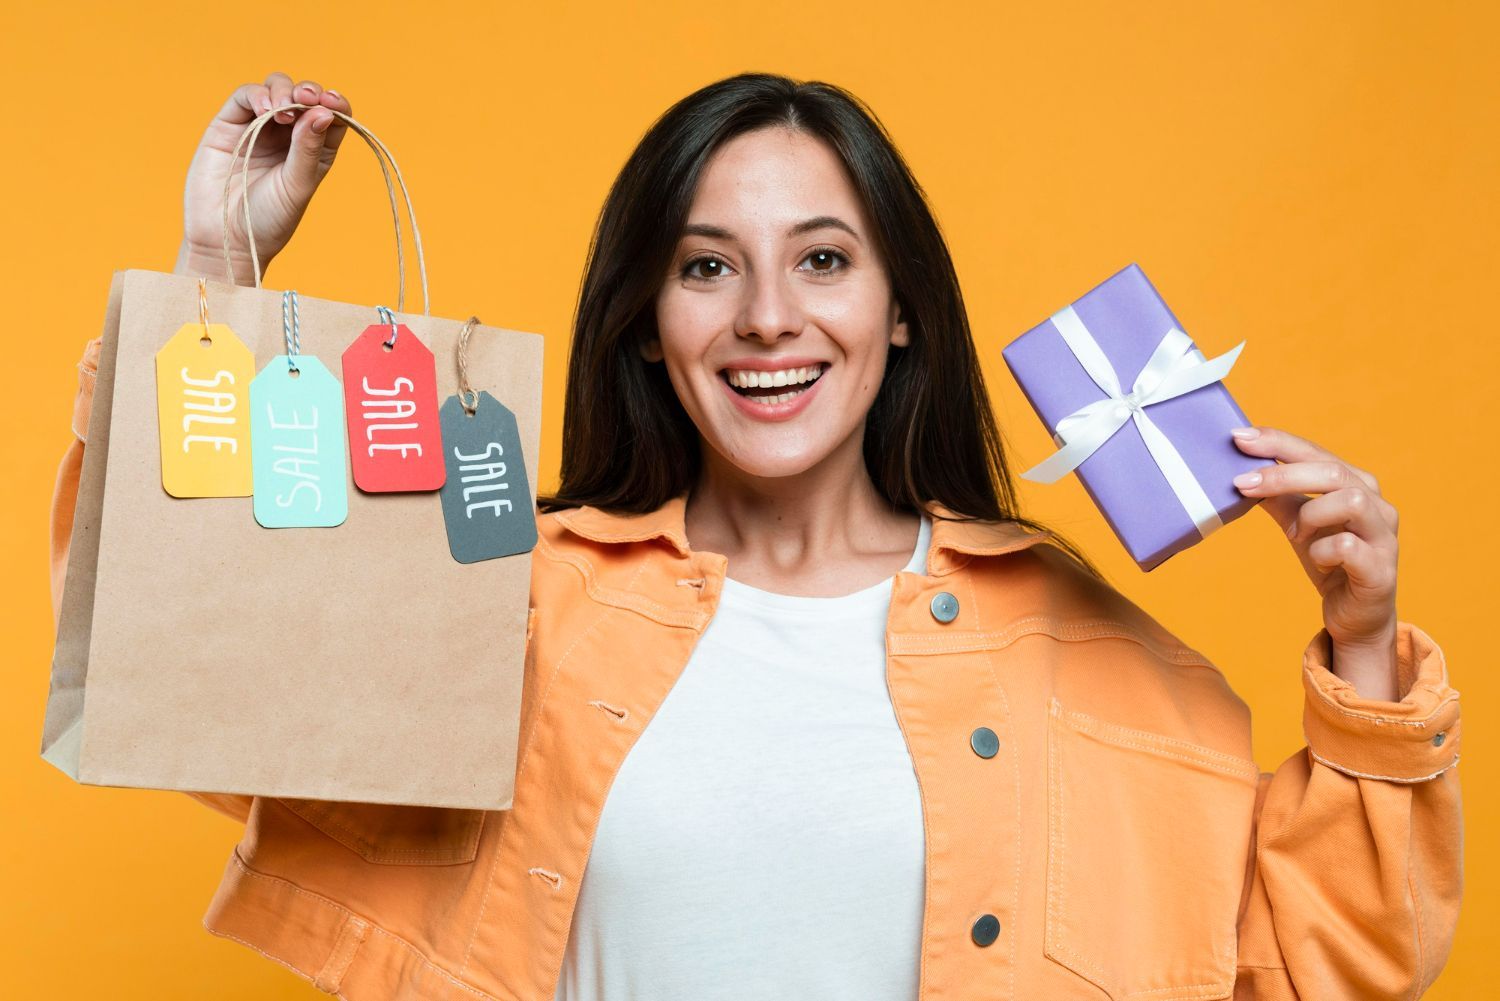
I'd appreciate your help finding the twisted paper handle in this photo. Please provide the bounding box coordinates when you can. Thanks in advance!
[219,104,430,315]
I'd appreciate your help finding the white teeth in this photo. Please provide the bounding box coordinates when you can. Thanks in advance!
[726,364,824,389]
[743,387,807,406]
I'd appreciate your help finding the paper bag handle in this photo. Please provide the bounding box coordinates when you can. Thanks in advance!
[219,105,431,315]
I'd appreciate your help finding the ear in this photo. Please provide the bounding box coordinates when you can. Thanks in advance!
[639,333,664,363]
[889,300,911,349]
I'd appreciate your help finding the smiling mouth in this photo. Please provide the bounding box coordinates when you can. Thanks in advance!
[719,363,828,405]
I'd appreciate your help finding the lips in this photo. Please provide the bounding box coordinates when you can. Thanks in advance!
[716,362,827,422]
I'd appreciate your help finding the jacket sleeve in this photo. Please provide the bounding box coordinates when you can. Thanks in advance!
[1234,620,1462,999]
[49,335,254,827]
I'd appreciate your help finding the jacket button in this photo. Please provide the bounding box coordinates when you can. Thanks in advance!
[971,913,1001,946]
[970,726,999,758]
[930,591,959,623]
[1433,731,1447,747]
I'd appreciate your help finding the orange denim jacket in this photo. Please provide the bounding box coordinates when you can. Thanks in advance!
[50,335,1462,1000]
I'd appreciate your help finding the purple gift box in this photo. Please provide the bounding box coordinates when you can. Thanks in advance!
[1001,264,1264,572]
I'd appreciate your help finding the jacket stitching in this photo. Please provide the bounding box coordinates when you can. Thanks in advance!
[456,583,630,987]
[283,801,482,862]
[1305,747,1460,784]
[71,362,96,442]
[535,533,702,628]
[1304,666,1459,726]
[976,644,1022,1001]
[1046,701,1240,997]
[315,916,371,992]
[553,509,690,557]
[1047,704,1117,990]
[538,552,655,1001]
[894,615,1218,668]
[964,563,1020,1000]
[1057,706,1260,778]
[221,851,499,1000]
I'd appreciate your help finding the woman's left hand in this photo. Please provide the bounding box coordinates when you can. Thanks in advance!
[1228,425,1401,701]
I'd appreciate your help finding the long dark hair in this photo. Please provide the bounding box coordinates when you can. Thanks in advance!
[536,72,1103,581]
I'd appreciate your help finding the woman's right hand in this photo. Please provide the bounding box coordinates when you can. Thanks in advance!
[174,72,353,284]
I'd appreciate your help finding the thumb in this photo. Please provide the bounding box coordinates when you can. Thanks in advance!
[280,108,336,204]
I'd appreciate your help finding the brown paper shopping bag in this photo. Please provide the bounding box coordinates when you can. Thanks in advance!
[41,107,542,810]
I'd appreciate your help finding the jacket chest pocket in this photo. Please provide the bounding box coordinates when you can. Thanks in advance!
[277,798,487,866]
[1045,698,1259,1001]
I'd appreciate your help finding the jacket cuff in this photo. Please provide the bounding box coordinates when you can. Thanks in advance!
[72,336,101,443]
[1302,620,1460,783]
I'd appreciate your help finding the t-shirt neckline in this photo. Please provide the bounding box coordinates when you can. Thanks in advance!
[717,512,932,617]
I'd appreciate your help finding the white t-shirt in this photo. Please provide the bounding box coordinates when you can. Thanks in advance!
[553,513,932,1001]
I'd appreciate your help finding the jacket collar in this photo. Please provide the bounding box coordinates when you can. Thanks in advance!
[552,490,1055,575]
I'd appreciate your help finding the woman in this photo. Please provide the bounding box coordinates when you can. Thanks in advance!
[51,71,1461,1000]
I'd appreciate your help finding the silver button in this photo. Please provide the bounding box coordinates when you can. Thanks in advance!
[970,726,1000,758]
[1433,731,1447,747]
[971,913,1001,946]
[930,591,959,623]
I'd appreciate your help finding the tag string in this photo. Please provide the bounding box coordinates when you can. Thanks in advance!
[375,305,399,348]
[281,290,302,373]
[197,278,211,340]
[456,315,484,414]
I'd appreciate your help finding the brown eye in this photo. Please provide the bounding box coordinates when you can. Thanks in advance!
[800,247,850,275]
[682,255,731,281]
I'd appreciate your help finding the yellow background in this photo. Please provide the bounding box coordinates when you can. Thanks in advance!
[2,2,1492,997]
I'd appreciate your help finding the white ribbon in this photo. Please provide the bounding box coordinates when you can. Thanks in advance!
[1019,305,1246,541]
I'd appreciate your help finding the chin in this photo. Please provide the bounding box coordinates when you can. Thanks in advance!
[710,439,838,482]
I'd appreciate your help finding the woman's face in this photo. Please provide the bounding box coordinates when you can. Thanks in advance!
[645,126,909,483]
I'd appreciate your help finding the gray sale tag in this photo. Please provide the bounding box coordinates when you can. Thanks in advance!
[438,392,538,564]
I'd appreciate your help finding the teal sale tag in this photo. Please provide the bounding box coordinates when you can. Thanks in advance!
[249,356,349,528]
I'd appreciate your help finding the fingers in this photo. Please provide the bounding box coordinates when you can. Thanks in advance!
[218,82,268,126]
[1287,484,1397,547]
[1231,425,1380,493]
[266,71,296,124]
[214,73,350,203]
[1233,456,1399,531]
[1305,530,1396,590]
[316,87,353,154]
[219,73,346,136]
[282,109,336,203]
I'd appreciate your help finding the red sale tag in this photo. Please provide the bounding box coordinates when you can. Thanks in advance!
[341,321,447,492]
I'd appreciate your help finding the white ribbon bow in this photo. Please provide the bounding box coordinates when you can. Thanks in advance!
[1019,305,1247,540]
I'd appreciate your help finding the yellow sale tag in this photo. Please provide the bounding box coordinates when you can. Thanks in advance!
[155,322,255,497]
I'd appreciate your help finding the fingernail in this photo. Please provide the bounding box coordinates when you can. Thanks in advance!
[1287,518,1299,540]
[1233,471,1262,488]
[1230,426,1260,440]
[327,89,342,99]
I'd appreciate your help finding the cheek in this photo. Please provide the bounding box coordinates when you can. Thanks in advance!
[657,287,729,341]
[652,299,717,410]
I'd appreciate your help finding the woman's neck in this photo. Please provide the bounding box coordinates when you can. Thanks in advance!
[683,439,922,597]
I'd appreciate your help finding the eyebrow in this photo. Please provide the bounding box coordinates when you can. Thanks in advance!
[679,215,860,242]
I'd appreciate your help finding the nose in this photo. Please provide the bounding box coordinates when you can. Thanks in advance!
[734,266,804,344]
